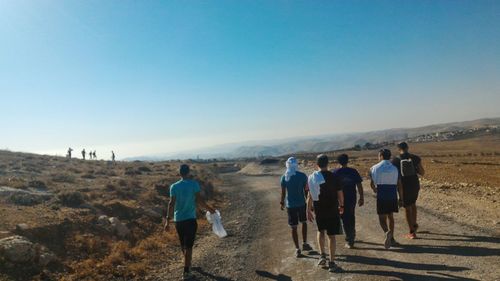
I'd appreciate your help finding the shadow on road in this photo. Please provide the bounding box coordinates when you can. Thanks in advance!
[357,239,500,257]
[418,231,500,244]
[255,270,292,281]
[342,255,469,272]
[192,267,234,281]
[346,269,480,281]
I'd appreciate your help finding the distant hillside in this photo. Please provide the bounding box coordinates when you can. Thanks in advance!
[126,118,500,160]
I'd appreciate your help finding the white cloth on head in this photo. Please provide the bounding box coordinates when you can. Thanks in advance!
[284,157,299,182]
[307,171,325,201]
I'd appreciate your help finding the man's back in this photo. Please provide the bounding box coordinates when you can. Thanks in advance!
[281,171,307,208]
[332,167,362,205]
[392,153,421,190]
[316,171,342,218]
[371,160,399,201]
[170,179,201,222]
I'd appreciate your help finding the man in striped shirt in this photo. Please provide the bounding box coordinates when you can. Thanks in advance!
[370,149,404,249]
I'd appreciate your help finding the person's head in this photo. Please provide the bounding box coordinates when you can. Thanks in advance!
[378,149,391,161]
[397,142,409,154]
[316,154,329,170]
[179,164,190,178]
[286,157,298,170]
[337,154,349,167]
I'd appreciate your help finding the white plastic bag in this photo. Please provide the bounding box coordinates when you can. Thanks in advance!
[205,210,228,238]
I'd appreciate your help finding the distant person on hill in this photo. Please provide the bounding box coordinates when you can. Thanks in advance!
[93,151,97,160]
[392,142,425,239]
[370,149,403,249]
[111,151,116,163]
[280,157,312,258]
[332,154,364,249]
[164,164,215,280]
[81,149,86,160]
[307,154,344,273]
[67,147,73,159]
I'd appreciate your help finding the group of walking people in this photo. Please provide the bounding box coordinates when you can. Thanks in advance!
[66,147,116,162]
[279,141,424,273]
[163,142,424,279]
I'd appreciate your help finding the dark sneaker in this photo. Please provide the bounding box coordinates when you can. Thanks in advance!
[328,262,342,273]
[302,243,313,251]
[317,254,327,267]
[295,249,302,258]
[183,271,194,280]
[391,238,401,247]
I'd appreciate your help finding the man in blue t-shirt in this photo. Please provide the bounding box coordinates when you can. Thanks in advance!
[165,164,215,280]
[332,154,364,249]
[280,157,312,257]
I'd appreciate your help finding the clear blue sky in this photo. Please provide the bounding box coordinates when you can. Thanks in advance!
[1,1,499,158]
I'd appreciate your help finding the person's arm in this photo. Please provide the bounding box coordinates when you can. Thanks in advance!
[196,192,216,214]
[369,170,377,193]
[280,187,286,210]
[164,196,175,231]
[306,193,314,222]
[417,162,425,177]
[357,182,364,207]
[397,178,404,207]
[337,190,345,215]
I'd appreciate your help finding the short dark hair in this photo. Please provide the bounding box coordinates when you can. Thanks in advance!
[179,164,190,176]
[397,142,409,151]
[337,154,349,166]
[379,149,391,160]
[316,154,329,168]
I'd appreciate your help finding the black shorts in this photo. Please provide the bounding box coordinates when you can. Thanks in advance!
[316,216,342,236]
[403,187,419,207]
[377,199,399,215]
[175,219,197,250]
[287,206,307,226]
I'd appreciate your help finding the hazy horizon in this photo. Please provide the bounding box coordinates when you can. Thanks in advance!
[1,1,499,159]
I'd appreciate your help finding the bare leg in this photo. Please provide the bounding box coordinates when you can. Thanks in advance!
[317,231,326,255]
[378,215,389,232]
[405,205,416,233]
[301,222,307,244]
[184,248,193,269]
[388,213,395,234]
[328,235,336,262]
[291,226,299,249]
[412,205,418,229]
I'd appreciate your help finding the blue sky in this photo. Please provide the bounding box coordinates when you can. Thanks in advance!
[1,1,499,158]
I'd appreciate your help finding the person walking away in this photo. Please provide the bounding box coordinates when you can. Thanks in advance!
[67,147,73,159]
[93,151,97,160]
[82,149,86,160]
[280,157,312,258]
[111,151,116,163]
[164,164,215,280]
[392,142,425,239]
[370,149,403,249]
[332,154,364,249]
[307,154,344,273]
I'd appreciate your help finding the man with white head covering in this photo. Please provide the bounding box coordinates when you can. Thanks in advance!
[280,157,312,258]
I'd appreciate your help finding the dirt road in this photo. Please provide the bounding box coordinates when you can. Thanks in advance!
[155,169,500,281]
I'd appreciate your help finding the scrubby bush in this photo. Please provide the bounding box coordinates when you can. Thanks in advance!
[58,191,86,207]
[137,166,152,173]
[52,173,76,183]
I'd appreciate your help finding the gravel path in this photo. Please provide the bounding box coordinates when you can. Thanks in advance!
[155,170,500,281]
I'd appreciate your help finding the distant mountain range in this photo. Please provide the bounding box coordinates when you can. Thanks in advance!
[124,117,500,161]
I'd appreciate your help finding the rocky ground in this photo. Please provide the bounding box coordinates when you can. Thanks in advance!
[0,151,220,281]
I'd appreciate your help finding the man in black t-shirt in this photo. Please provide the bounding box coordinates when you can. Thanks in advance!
[307,154,344,273]
[392,142,425,239]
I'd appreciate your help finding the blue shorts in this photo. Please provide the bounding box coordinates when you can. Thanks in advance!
[287,206,307,226]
